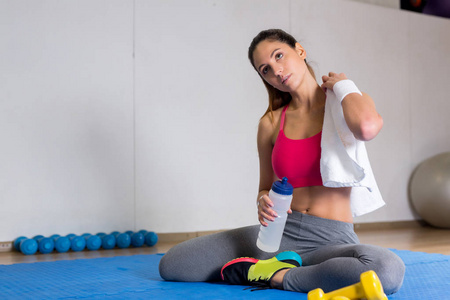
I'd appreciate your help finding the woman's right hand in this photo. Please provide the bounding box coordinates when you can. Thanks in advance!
[257,194,278,227]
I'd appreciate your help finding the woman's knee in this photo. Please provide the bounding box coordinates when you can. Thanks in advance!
[380,251,405,294]
[365,246,405,295]
[158,248,178,281]
[158,242,201,281]
[158,233,234,282]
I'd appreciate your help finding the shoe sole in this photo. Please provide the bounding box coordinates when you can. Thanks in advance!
[220,257,259,280]
[220,251,302,281]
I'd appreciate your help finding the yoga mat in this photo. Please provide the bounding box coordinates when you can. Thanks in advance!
[0,249,449,299]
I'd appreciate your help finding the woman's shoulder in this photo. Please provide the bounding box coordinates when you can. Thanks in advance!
[258,106,284,133]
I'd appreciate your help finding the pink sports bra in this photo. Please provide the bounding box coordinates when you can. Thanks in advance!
[272,104,323,188]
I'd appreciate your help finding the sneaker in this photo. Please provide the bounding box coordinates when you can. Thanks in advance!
[220,251,302,287]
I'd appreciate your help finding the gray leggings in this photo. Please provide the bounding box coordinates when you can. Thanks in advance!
[159,211,405,294]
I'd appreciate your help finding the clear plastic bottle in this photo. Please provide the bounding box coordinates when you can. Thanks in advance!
[256,177,293,252]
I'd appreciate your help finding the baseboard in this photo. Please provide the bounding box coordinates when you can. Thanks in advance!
[0,220,427,252]
[158,220,427,243]
[354,219,426,230]
[157,230,225,243]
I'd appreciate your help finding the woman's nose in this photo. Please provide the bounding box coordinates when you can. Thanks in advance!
[275,66,283,76]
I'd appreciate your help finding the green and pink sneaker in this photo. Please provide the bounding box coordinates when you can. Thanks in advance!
[220,251,302,288]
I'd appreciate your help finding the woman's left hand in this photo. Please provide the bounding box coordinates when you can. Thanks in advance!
[321,72,347,91]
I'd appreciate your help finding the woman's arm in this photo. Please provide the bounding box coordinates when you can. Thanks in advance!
[256,115,278,226]
[321,72,383,141]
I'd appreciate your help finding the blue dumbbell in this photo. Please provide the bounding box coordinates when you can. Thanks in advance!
[66,233,76,239]
[101,234,116,250]
[14,236,27,252]
[54,236,71,253]
[70,236,86,252]
[138,230,148,235]
[131,232,145,247]
[20,238,38,255]
[37,237,55,254]
[116,233,131,249]
[96,232,106,238]
[33,235,45,241]
[85,235,102,251]
[50,234,61,239]
[125,230,134,236]
[145,232,158,247]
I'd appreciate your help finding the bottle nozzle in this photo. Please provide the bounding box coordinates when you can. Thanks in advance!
[271,177,293,195]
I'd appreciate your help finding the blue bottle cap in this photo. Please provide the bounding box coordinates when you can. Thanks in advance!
[271,177,293,195]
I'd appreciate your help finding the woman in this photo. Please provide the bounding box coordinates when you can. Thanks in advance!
[159,29,405,295]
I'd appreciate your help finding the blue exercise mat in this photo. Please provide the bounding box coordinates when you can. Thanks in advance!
[0,249,449,299]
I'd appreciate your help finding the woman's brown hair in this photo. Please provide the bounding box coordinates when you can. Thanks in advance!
[248,29,316,121]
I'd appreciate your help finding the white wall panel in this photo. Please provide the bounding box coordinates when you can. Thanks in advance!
[1,0,450,240]
[409,14,450,166]
[290,0,421,223]
[0,0,134,240]
[134,0,290,233]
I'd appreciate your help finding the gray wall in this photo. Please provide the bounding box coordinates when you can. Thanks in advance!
[1,0,449,241]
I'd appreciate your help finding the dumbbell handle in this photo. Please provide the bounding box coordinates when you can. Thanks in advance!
[324,283,378,300]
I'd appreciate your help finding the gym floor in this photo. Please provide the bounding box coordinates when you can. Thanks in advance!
[0,222,449,265]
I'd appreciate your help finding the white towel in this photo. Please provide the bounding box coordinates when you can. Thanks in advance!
[320,89,385,217]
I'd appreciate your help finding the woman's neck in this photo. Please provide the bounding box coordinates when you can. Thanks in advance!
[289,76,325,112]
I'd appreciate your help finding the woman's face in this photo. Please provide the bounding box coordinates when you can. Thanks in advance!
[252,40,307,93]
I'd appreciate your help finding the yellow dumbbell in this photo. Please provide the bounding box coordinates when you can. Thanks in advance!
[307,270,388,300]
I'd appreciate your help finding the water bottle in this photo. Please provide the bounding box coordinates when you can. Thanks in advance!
[256,177,293,253]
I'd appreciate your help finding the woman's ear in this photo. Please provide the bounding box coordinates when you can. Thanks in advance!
[295,42,306,59]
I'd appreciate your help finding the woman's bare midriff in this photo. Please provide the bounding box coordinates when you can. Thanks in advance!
[290,185,353,223]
